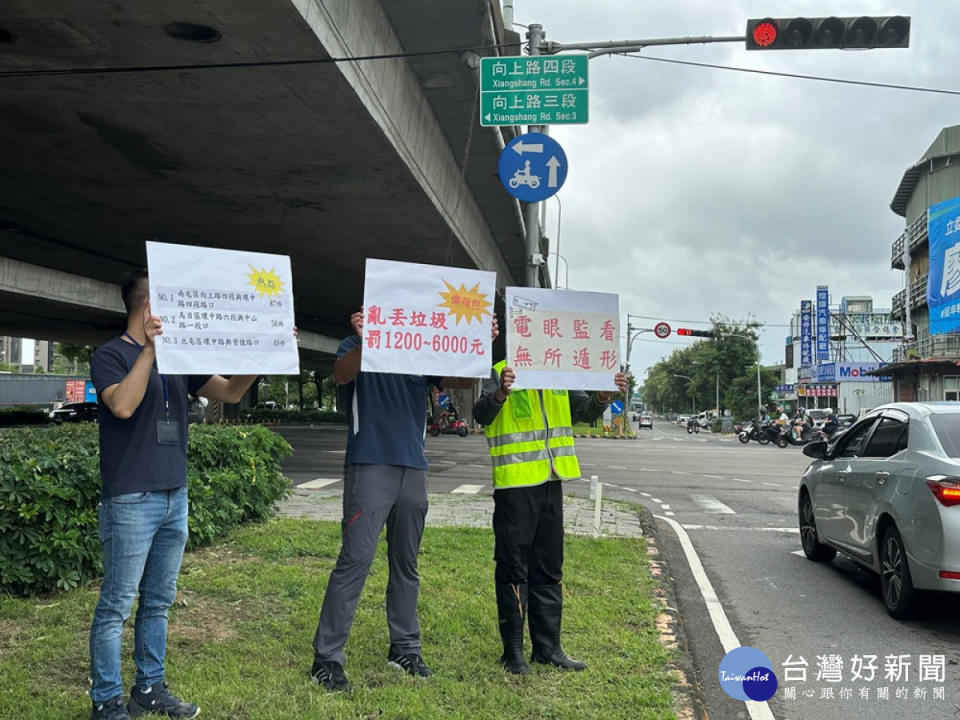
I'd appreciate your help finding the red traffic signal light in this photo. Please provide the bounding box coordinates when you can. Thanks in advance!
[677,328,714,338]
[750,18,779,48]
[745,16,909,50]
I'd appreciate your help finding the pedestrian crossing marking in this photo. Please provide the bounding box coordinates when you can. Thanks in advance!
[451,484,485,495]
[692,495,736,514]
[298,478,341,489]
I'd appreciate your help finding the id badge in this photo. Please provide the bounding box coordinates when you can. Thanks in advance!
[156,419,180,445]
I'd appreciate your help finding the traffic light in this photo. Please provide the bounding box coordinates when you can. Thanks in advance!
[745,16,910,50]
[676,328,714,338]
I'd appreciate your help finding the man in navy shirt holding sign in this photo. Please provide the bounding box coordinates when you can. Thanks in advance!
[88,269,259,720]
[309,309,496,692]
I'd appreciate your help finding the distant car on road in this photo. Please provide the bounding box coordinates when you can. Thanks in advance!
[677,415,689,425]
[798,402,960,619]
[49,401,98,424]
[638,414,653,429]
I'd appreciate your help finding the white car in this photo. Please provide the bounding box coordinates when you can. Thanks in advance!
[677,415,689,425]
[638,414,653,429]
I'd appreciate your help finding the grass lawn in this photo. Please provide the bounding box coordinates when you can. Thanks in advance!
[1,518,676,720]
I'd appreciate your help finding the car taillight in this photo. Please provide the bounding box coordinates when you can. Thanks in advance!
[926,476,960,507]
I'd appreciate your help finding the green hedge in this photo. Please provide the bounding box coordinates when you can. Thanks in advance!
[244,408,346,425]
[0,423,292,596]
[0,406,50,427]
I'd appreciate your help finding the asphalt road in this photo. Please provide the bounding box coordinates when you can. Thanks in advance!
[277,423,960,720]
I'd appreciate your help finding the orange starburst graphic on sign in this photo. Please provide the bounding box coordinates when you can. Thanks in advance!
[247,266,285,298]
[437,280,491,325]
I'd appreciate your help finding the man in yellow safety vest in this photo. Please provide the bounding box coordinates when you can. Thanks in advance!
[473,362,627,674]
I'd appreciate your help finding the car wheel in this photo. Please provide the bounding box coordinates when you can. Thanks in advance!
[799,492,836,562]
[880,526,920,619]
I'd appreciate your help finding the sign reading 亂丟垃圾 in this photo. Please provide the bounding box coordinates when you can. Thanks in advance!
[146,241,299,375]
[360,259,495,378]
[505,287,620,391]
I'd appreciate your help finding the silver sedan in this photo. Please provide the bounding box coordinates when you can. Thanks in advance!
[797,402,960,619]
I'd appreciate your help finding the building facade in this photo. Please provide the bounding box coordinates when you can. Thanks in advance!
[781,294,896,414]
[885,125,960,400]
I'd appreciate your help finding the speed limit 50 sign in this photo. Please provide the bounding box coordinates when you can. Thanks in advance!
[654,322,671,339]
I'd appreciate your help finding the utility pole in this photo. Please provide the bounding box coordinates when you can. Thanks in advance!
[524,23,545,288]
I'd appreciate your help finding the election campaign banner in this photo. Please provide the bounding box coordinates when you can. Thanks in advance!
[505,287,620,391]
[927,195,960,335]
[146,241,299,375]
[360,258,495,378]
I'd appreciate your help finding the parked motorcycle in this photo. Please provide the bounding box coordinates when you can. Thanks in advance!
[428,410,469,438]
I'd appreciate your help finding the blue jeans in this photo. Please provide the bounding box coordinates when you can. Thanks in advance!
[89,487,188,703]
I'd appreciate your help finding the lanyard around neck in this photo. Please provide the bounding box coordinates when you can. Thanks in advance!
[123,332,169,418]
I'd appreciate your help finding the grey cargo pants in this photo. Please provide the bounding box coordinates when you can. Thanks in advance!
[312,464,428,665]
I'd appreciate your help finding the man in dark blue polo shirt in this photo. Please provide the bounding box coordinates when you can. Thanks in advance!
[310,309,494,692]
[88,269,260,720]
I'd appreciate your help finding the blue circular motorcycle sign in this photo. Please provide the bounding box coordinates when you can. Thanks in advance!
[497,132,568,202]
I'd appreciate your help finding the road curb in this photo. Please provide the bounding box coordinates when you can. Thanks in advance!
[636,507,710,720]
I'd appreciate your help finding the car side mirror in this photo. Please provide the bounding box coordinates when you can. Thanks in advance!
[803,440,828,460]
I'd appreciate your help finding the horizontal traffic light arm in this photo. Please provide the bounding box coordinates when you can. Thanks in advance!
[746,16,910,50]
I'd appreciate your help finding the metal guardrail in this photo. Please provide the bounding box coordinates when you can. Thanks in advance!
[891,215,928,269]
[893,334,960,362]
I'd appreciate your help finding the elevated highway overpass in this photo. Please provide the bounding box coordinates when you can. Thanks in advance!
[0,0,533,371]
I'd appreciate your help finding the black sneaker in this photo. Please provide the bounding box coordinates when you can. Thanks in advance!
[91,696,131,720]
[310,657,351,692]
[387,651,433,678]
[127,681,199,718]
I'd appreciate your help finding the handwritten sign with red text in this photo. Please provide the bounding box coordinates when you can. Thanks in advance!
[360,259,495,378]
[505,287,620,391]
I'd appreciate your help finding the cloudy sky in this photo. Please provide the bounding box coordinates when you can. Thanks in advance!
[512,0,957,376]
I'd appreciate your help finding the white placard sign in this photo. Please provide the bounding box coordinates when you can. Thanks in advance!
[505,287,620,391]
[360,258,495,378]
[146,241,299,375]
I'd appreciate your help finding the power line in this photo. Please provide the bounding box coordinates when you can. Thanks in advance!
[0,42,524,79]
[622,52,960,96]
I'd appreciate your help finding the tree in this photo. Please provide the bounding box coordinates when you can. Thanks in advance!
[53,343,93,375]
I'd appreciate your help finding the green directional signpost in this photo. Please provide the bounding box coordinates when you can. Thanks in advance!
[479,55,588,127]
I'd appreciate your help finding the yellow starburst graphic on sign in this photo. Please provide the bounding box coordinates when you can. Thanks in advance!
[437,280,491,325]
[247,266,285,297]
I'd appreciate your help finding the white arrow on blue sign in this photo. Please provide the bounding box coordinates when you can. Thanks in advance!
[610,400,625,415]
[498,132,568,202]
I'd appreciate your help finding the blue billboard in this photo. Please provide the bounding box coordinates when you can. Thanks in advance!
[800,300,813,367]
[816,286,830,361]
[927,195,960,336]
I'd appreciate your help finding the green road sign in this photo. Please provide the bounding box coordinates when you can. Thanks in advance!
[479,55,589,126]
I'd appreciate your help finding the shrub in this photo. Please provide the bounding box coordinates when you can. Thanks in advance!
[0,406,50,427]
[244,408,346,425]
[0,424,292,596]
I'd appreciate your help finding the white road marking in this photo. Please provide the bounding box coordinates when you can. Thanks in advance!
[763,482,782,487]
[651,498,663,503]
[734,478,751,483]
[692,495,736,515]
[682,525,800,533]
[623,487,638,493]
[665,511,675,516]
[791,550,805,556]
[671,470,689,476]
[451,484,485,495]
[640,492,651,497]
[661,504,671,510]
[608,465,629,470]
[657,515,776,720]
[298,478,341,490]
[640,468,660,472]
[703,474,724,479]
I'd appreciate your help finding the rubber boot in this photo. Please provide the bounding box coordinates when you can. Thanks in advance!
[528,583,587,671]
[495,582,529,675]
